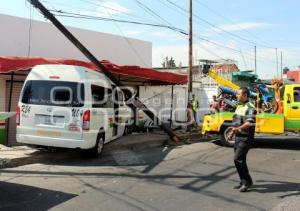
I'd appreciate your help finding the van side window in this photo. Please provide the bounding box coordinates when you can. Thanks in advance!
[294,87,300,102]
[91,85,113,108]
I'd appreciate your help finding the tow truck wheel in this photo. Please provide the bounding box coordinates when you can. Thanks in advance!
[220,126,235,147]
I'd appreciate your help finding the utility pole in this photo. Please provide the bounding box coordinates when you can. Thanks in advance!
[254,46,257,74]
[276,48,279,78]
[188,0,193,97]
[280,51,283,78]
[28,0,179,141]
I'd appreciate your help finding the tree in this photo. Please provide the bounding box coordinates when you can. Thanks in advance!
[162,56,176,68]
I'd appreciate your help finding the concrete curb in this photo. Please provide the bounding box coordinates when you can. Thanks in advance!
[0,132,209,169]
[0,133,169,169]
[0,150,78,169]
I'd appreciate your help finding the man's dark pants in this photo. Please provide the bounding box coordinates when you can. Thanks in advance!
[234,137,253,185]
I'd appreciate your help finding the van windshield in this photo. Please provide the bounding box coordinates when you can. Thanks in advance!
[21,80,85,107]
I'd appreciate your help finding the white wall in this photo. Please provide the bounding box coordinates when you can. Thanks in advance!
[139,85,219,126]
[0,14,152,67]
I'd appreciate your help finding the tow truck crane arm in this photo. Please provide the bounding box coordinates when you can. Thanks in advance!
[207,69,240,91]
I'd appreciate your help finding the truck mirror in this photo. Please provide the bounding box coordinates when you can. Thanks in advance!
[287,93,291,104]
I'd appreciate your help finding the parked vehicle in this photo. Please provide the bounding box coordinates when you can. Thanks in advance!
[202,84,300,147]
[17,64,133,157]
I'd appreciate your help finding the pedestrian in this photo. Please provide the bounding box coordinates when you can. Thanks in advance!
[192,94,199,128]
[209,95,219,113]
[229,87,256,192]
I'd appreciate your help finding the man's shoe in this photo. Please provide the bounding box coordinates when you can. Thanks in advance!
[239,184,250,192]
[233,184,242,189]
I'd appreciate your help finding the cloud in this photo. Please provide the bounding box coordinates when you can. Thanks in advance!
[210,22,269,33]
[79,1,130,17]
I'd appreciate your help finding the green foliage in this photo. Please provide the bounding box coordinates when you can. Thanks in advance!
[162,56,176,68]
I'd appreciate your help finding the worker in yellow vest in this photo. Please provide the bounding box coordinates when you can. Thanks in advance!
[192,94,199,128]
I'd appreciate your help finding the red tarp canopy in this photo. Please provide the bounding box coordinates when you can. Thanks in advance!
[0,57,187,85]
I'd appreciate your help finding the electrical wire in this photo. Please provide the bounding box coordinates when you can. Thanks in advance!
[51,9,279,66]
[164,0,275,49]
[51,10,188,35]
[193,0,274,48]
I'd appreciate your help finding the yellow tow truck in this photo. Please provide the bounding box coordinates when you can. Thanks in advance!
[201,68,300,147]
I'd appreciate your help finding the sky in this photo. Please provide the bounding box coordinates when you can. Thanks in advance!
[1,0,300,79]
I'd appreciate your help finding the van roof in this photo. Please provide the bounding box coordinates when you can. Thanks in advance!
[27,65,111,88]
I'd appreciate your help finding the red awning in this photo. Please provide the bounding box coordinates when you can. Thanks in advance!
[0,57,187,85]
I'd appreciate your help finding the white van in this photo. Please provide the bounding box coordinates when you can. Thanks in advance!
[17,64,133,157]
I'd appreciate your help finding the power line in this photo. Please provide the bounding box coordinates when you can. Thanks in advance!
[51,9,278,66]
[164,0,275,49]
[155,0,279,65]
[43,0,161,25]
[51,10,188,35]
[99,2,148,66]
[134,0,173,26]
[193,0,274,48]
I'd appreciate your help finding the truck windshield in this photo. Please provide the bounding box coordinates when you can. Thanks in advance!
[21,80,85,107]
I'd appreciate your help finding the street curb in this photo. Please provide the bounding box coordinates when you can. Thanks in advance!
[0,132,209,169]
[0,150,78,170]
[0,134,168,170]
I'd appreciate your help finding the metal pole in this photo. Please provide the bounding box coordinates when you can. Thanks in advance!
[6,72,14,146]
[169,85,174,128]
[280,51,283,78]
[28,0,178,140]
[276,48,279,78]
[254,46,257,74]
[188,0,193,95]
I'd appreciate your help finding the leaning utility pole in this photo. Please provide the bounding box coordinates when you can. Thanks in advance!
[254,46,257,74]
[188,0,193,97]
[276,48,279,77]
[28,0,178,141]
[280,51,283,78]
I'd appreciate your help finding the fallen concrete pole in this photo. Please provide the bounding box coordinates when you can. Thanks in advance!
[28,0,179,141]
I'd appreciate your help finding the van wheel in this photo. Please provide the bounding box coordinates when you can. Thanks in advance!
[220,126,235,147]
[90,134,105,158]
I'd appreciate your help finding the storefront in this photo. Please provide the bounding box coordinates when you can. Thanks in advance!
[0,57,187,146]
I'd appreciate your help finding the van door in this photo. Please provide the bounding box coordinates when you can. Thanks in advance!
[284,85,300,131]
[90,85,114,143]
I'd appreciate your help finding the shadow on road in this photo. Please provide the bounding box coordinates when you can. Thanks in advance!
[211,137,300,150]
[252,138,300,150]
[250,180,300,198]
[0,181,76,211]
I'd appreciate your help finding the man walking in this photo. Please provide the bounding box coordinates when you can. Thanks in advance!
[192,94,199,128]
[229,87,256,192]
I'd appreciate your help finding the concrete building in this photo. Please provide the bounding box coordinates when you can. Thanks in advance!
[286,66,300,82]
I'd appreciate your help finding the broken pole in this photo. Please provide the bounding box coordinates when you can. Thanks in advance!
[28,0,178,141]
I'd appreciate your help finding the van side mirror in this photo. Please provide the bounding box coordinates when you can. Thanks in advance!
[287,93,291,104]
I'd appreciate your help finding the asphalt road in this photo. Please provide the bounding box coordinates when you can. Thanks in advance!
[0,135,300,211]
